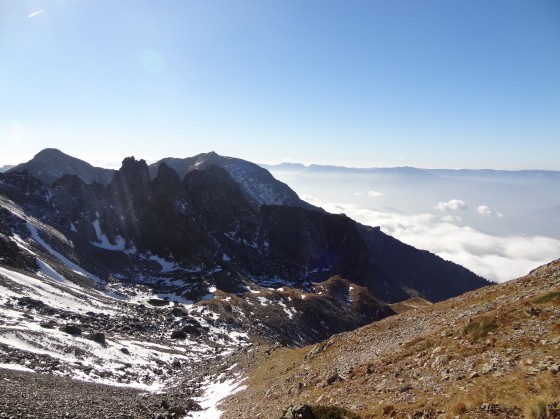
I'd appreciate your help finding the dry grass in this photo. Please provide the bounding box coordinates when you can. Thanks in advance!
[533,290,560,305]
[449,401,467,415]
[462,389,485,410]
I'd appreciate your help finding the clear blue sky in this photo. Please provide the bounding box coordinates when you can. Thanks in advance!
[1,0,559,169]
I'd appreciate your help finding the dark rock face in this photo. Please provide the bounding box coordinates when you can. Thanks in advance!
[170,330,187,339]
[0,229,38,271]
[108,156,151,241]
[184,165,256,230]
[358,224,490,302]
[259,206,378,288]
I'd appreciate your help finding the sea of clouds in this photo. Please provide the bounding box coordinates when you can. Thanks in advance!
[300,194,560,283]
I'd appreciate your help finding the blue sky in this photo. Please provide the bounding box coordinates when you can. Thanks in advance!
[1,0,559,169]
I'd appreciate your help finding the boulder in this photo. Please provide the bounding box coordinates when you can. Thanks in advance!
[61,324,82,335]
[170,330,187,339]
[281,404,315,419]
[89,332,106,345]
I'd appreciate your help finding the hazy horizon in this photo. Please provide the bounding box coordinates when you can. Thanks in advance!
[4,148,560,173]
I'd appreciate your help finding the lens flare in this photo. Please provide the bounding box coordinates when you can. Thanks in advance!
[140,49,164,75]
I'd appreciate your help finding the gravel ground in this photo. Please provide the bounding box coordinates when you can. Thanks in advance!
[0,368,200,419]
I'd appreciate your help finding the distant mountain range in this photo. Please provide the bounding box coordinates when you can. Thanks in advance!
[262,161,560,179]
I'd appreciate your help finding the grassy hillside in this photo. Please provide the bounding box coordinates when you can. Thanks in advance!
[222,259,560,418]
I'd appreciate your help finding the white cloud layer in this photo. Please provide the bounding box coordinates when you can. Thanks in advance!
[477,205,504,218]
[435,199,467,212]
[367,190,383,198]
[301,194,560,283]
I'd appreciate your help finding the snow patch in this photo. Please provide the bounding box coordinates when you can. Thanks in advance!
[0,362,36,373]
[188,375,246,419]
[277,300,296,319]
[36,259,67,284]
[256,296,269,306]
[27,222,100,282]
[91,218,126,251]
[143,253,179,273]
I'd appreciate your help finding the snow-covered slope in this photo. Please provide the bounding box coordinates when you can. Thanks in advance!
[0,201,251,416]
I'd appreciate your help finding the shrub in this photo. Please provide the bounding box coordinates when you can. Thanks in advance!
[464,316,497,341]
[311,405,361,419]
[525,400,548,419]
[449,401,467,415]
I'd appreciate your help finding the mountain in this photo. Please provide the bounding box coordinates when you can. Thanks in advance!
[8,148,115,186]
[9,148,317,210]
[222,258,560,418]
[0,149,492,416]
[0,165,14,173]
[150,152,318,210]
[1,151,489,306]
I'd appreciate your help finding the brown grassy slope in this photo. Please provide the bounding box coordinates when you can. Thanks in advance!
[222,259,560,418]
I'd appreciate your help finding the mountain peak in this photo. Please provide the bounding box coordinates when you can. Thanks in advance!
[34,148,66,158]
[149,152,318,210]
[9,148,114,186]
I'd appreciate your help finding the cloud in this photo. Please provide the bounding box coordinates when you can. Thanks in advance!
[367,190,383,198]
[434,199,467,212]
[302,195,560,283]
[477,205,503,218]
[441,215,461,222]
[27,9,45,18]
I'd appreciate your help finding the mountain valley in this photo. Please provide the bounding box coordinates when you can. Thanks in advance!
[1,149,554,418]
